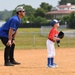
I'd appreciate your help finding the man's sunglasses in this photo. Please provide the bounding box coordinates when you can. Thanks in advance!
[19,11,25,12]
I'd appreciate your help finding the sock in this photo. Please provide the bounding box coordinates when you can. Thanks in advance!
[47,58,51,66]
[51,57,54,65]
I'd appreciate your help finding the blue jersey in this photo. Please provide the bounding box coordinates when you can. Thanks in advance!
[0,15,21,38]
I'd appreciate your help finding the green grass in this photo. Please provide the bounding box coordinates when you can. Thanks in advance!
[0,28,75,50]
[18,28,40,32]
[52,38,75,48]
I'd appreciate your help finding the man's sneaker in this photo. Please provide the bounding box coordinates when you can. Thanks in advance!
[10,60,21,65]
[4,61,14,66]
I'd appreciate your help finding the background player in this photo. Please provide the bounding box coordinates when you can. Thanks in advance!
[46,19,60,68]
[0,6,25,66]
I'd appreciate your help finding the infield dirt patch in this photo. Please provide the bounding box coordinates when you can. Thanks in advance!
[0,48,75,75]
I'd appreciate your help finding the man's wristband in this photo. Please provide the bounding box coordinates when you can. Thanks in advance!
[12,38,15,40]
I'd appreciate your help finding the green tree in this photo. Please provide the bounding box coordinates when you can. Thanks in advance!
[34,8,45,18]
[23,5,36,16]
[34,16,47,24]
[12,10,16,16]
[40,2,52,12]
[22,16,28,23]
[0,10,12,20]
[68,12,75,28]
[61,15,69,24]
[59,0,75,5]
[28,14,35,23]
[0,12,3,20]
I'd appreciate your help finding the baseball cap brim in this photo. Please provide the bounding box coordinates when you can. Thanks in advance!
[50,19,60,26]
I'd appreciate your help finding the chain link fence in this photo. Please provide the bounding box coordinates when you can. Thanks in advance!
[15,31,75,49]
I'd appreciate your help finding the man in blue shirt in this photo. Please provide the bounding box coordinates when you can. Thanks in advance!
[0,6,25,66]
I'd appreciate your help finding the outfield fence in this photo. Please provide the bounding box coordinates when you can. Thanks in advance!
[14,31,75,49]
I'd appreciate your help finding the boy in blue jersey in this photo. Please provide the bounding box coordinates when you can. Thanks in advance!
[0,6,25,66]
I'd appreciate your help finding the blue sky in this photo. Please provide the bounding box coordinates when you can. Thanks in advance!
[0,0,59,11]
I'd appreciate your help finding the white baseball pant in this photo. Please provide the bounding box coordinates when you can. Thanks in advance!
[46,39,55,58]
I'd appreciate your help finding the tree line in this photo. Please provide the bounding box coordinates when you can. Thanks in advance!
[0,0,75,28]
[0,10,12,20]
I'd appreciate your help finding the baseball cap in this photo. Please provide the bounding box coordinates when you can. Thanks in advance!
[50,19,59,26]
[16,6,25,12]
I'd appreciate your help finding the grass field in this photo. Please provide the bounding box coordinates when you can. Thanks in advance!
[0,28,75,50]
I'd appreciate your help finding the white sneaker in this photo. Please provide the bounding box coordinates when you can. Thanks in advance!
[47,64,56,68]
[47,64,58,68]
[53,63,58,68]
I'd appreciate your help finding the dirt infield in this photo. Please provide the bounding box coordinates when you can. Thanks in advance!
[0,48,75,75]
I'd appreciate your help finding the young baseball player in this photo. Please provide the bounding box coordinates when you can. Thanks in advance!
[46,19,60,68]
[0,6,25,66]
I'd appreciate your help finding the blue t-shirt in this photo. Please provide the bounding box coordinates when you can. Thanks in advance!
[0,15,21,38]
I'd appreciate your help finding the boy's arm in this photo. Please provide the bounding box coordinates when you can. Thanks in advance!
[53,37,60,41]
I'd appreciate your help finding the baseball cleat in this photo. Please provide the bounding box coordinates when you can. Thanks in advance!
[47,64,58,68]
[53,63,58,67]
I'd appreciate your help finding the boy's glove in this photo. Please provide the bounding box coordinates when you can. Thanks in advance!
[56,31,64,47]
[58,31,64,39]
